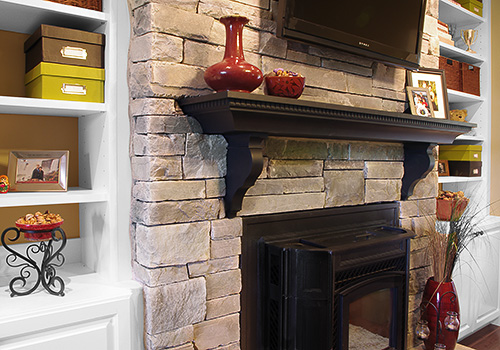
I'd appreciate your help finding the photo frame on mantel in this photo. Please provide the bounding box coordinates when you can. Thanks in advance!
[407,68,450,120]
[407,86,435,118]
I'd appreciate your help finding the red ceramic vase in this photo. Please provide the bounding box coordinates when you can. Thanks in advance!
[422,277,460,350]
[204,16,263,92]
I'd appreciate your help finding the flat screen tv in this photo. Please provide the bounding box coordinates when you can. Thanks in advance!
[276,0,427,68]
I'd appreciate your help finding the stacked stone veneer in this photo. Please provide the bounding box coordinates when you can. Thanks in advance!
[127,0,441,349]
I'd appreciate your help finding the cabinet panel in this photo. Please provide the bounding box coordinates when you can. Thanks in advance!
[0,317,113,350]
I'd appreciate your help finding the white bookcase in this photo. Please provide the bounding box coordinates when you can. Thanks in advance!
[438,0,500,340]
[438,0,490,201]
[0,1,141,349]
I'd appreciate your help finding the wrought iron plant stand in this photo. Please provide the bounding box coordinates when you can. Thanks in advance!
[1,226,67,297]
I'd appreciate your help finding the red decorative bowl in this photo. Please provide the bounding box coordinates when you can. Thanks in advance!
[15,220,64,241]
[436,198,468,221]
[264,76,305,98]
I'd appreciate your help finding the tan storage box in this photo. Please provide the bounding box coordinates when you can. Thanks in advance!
[24,24,105,73]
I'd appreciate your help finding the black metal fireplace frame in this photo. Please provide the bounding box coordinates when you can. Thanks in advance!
[241,202,414,350]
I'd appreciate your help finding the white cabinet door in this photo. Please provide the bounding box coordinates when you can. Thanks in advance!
[454,220,500,340]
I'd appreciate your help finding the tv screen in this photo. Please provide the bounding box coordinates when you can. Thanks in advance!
[277,0,426,68]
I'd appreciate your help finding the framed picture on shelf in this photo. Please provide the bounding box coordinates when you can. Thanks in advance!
[7,150,69,191]
[407,87,435,118]
[407,68,450,120]
[438,159,450,176]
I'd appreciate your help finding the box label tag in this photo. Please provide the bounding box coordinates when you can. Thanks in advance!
[61,83,87,95]
[60,46,88,60]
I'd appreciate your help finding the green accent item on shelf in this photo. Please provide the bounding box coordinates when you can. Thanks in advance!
[456,0,483,16]
[25,62,105,103]
[439,145,482,161]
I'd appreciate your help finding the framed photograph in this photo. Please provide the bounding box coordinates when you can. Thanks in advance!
[407,87,435,118]
[438,159,450,176]
[7,150,69,191]
[407,68,450,120]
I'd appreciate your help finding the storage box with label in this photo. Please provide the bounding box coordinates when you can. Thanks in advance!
[456,0,483,16]
[439,57,461,91]
[46,0,102,11]
[25,62,104,103]
[448,161,482,177]
[24,24,105,73]
[461,62,480,96]
[439,145,482,161]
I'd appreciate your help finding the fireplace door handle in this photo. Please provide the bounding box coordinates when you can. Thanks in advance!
[355,232,375,241]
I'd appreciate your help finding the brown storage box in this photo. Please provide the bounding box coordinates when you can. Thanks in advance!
[46,0,102,11]
[24,24,105,73]
[439,56,461,91]
[461,62,480,96]
[448,161,482,177]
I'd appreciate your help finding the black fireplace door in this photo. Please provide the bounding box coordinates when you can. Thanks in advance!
[336,272,406,350]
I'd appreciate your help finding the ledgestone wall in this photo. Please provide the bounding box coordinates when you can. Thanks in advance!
[127,0,441,349]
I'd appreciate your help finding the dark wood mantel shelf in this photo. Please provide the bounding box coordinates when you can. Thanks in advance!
[179,91,474,217]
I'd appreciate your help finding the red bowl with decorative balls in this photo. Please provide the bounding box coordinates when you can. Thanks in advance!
[15,220,63,241]
[264,75,305,99]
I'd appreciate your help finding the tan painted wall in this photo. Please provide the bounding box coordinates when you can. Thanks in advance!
[0,30,79,243]
[491,3,500,215]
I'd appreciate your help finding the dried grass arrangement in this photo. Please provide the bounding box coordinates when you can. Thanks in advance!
[428,190,485,283]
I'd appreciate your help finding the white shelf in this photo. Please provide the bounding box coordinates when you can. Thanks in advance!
[0,96,106,117]
[0,187,108,207]
[439,0,485,26]
[438,176,483,184]
[440,42,485,65]
[447,89,484,103]
[0,0,107,34]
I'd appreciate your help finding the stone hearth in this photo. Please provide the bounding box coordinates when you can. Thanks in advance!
[127,0,445,349]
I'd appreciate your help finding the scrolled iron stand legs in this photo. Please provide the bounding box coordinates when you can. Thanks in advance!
[1,227,67,297]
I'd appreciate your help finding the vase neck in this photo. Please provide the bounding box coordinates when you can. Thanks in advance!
[221,16,248,60]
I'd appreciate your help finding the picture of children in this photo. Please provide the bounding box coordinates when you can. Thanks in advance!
[407,87,435,118]
[418,80,439,112]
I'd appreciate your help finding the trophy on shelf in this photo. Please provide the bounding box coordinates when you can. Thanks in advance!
[461,29,478,53]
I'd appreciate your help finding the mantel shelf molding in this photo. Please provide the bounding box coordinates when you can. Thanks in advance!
[179,91,474,217]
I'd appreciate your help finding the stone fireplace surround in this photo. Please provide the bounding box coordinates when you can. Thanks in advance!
[127,0,465,349]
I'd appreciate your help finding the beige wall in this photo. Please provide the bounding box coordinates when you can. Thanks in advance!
[491,3,500,215]
[0,30,80,242]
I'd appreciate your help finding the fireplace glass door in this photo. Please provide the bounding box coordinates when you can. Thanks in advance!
[338,273,404,350]
[348,288,393,349]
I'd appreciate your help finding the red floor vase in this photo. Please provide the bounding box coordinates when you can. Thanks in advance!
[422,277,460,350]
[204,15,262,93]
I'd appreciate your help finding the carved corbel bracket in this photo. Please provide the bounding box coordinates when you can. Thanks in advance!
[225,134,267,217]
[401,142,436,200]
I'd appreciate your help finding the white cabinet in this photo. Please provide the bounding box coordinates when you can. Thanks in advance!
[438,0,500,340]
[0,1,141,349]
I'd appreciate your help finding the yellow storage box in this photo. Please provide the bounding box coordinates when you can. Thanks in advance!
[25,62,104,103]
[456,0,483,16]
[439,145,482,161]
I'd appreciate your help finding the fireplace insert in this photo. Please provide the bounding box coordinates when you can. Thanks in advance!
[241,203,414,350]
